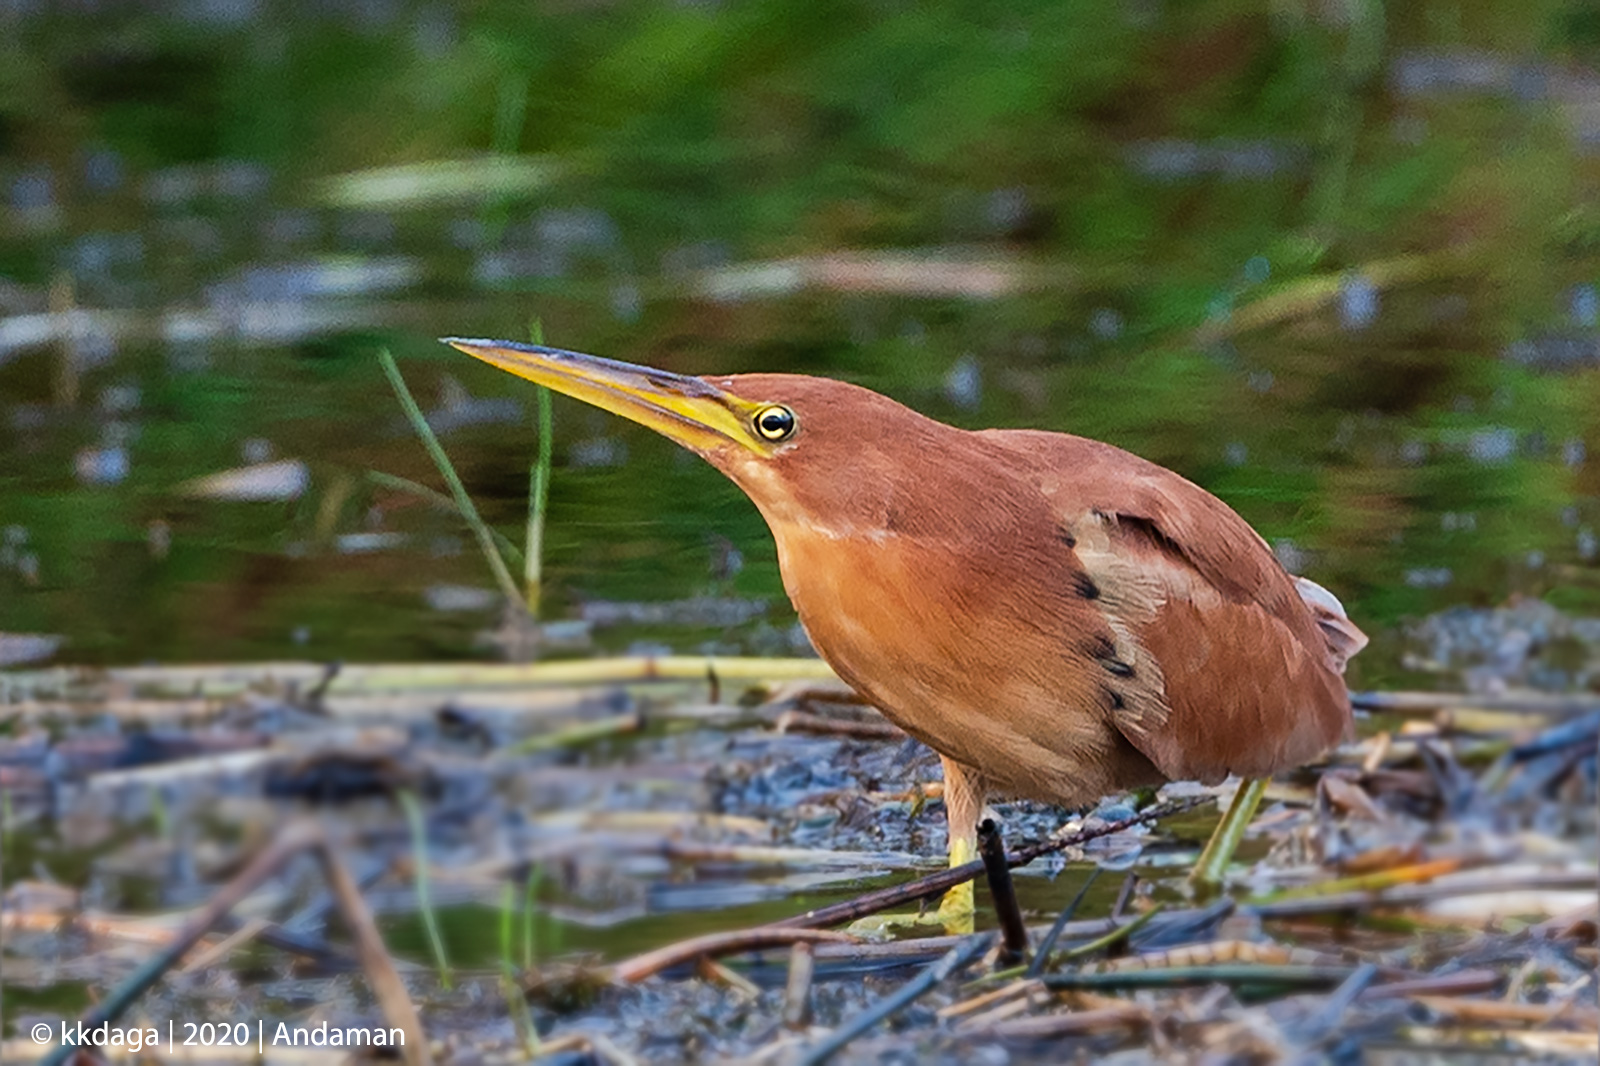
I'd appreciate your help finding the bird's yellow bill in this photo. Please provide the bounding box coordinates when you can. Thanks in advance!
[444,337,767,456]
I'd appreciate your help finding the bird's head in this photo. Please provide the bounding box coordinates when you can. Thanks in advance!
[443,337,962,532]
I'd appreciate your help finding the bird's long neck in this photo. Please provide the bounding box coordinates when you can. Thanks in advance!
[726,425,1028,544]
[732,426,1060,657]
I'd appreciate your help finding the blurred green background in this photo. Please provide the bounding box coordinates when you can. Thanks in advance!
[3,0,1600,678]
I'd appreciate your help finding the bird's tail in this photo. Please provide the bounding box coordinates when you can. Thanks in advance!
[1293,576,1369,675]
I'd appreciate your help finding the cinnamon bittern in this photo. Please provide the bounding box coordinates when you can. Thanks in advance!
[446,338,1368,924]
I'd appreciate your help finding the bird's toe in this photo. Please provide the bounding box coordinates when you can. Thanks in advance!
[845,911,973,939]
[936,880,975,926]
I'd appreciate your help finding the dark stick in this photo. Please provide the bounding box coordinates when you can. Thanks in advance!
[1353,969,1498,999]
[770,798,1202,930]
[41,820,323,1066]
[1508,711,1600,760]
[794,933,996,1066]
[214,913,359,972]
[1026,866,1102,978]
[1111,871,1139,920]
[1294,962,1380,1043]
[1127,898,1235,952]
[978,819,1028,966]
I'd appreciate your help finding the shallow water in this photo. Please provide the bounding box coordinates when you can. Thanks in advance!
[3,3,1600,679]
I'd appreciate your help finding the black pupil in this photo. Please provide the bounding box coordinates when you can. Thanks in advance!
[760,409,791,436]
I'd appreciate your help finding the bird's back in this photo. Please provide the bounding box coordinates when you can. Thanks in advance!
[979,427,1366,785]
[759,411,1366,804]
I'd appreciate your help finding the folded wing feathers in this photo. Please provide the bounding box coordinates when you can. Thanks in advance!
[1293,576,1369,674]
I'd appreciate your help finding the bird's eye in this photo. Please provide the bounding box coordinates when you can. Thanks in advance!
[753,404,796,442]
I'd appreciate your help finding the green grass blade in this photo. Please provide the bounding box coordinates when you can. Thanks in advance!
[148,785,170,840]
[483,75,529,243]
[522,864,541,972]
[499,882,540,1054]
[398,789,453,989]
[377,348,527,614]
[524,319,553,614]
[365,470,525,569]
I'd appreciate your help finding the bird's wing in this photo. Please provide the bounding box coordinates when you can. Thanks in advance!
[990,430,1365,782]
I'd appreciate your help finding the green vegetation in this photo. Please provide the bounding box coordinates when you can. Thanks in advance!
[379,346,526,614]
[398,789,453,990]
[523,320,555,616]
[0,1,1598,677]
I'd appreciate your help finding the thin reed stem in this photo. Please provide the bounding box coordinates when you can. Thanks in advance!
[377,348,526,614]
[500,883,540,1055]
[524,319,553,614]
[397,789,452,989]
[365,470,524,568]
[522,864,541,972]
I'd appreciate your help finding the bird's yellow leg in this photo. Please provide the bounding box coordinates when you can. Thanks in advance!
[935,833,977,926]
[846,831,978,938]
[1189,777,1268,898]
[847,757,983,938]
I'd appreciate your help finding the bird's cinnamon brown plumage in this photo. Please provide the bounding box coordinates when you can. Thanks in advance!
[445,338,1368,916]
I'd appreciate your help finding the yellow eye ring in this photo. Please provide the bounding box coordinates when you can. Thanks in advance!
[753,404,796,442]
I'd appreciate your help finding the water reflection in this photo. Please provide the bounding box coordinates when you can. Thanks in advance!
[1,4,1598,676]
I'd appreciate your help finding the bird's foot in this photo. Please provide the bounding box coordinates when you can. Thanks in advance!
[846,838,977,939]
[845,883,976,939]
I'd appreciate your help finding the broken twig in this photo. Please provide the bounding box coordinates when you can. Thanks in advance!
[979,818,1029,966]
[773,798,1201,930]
